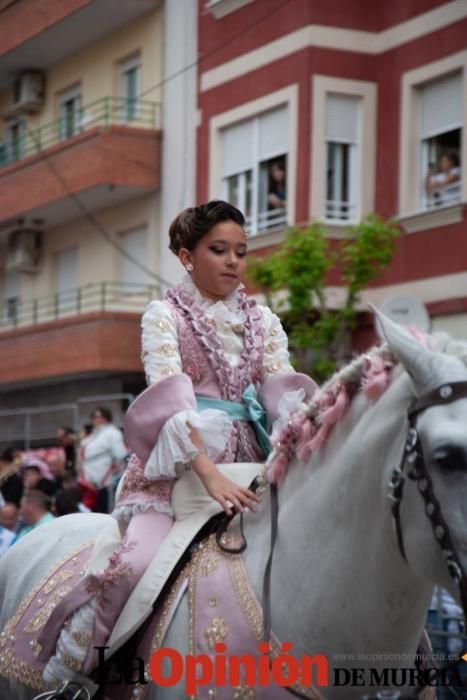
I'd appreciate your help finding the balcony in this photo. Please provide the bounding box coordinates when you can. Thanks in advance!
[0,0,159,89]
[0,97,161,228]
[0,281,160,385]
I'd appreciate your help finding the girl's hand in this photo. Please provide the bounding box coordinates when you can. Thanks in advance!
[194,456,259,515]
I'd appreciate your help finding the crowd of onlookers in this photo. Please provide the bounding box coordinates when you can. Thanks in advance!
[0,406,129,557]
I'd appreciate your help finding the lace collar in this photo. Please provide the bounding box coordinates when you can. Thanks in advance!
[178,275,246,324]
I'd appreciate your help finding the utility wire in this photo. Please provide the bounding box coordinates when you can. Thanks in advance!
[17,0,290,283]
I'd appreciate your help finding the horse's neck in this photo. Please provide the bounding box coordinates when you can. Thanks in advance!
[243,373,433,658]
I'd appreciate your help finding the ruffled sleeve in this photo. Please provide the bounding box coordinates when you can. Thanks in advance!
[141,300,182,384]
[259,305,295,375]
[124,300,231,480]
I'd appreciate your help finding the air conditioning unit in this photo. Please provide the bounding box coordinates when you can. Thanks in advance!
[6,230,42,273]
[10,72,45,115]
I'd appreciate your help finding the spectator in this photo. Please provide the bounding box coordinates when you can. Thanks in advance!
[80,407,127,513]
[21,457,57,497]
[0,525,14,557]
[267,159,287,210]
[46,453,68,491]
[424,151,461,205]
[0,447,23,507]
[53,487,90,516]
[0,502,18,532]
[13,490,55,543]
[56,426,77,475]
[77,422,93,474]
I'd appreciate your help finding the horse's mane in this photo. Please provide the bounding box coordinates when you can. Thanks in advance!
[266,330,467,483]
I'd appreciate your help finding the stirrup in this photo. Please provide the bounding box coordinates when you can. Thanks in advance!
[33,680,92,700]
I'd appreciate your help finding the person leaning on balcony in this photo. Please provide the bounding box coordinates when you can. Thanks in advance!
[424,151,461,204]
[79,407,128,513]
[267,159,287,209]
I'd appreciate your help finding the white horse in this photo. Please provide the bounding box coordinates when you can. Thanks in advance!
[0,313,466,700]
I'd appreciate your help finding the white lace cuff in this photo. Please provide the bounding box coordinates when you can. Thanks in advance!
[144,409,232,479]
[270,388,308,441]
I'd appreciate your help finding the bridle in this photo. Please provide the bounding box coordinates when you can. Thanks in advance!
[218,380,467,700]
[388,380,467,619]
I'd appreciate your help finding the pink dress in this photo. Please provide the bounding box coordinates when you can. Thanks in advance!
[37,277,316,685]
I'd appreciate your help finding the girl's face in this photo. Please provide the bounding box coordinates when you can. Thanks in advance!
[23,467,41,489]
[180,220,248,301]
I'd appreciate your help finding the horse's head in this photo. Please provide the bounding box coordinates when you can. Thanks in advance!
[377,310,467,615]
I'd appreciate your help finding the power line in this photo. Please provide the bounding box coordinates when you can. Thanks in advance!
[17,0,290,283]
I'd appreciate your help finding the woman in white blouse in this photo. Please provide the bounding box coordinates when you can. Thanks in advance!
[39,200,316,687]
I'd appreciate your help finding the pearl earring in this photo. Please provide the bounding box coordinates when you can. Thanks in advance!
[185,263,194,273]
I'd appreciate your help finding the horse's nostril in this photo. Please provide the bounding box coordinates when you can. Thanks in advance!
[432,445,467,472]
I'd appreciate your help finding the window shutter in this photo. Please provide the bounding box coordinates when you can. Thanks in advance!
[258,106,288,161]
[325,94,360,143]
[121,229,148,287]
[56,249,78,294]
[420,72,462,138]
[221,119,255,177]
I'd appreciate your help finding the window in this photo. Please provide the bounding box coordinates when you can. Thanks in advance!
[221,107,288,235]
[58,85,82,140]
[121,228,149,291]
[325,94,360,222]
[4,118,25,163]
[419,72,462,211]
[55,248,78,315]
[3,270,19,325]
[120,56,141,123]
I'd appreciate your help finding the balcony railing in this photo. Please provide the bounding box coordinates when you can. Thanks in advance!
[0,97,160,169]
[422,181,462,211]
[246,208,288,236]
[1,281,160,330]
[326,199,357,222]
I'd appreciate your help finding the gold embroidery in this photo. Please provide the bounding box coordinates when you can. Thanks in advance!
[24,586,73,633]
[208,597,218,607]
[265,341,279,353]
[233,687,256,699]
[200,551,220,578]
[270,325,279,336]
[131,564,189,698]
[0,645,48,692]
[28,639,42,658]
[0,541,91,639]
[71,630,92,647]
[266,361,283,373]
[227,554,318,699]
[160,365,177,376]
[62,652,83,672]
[43,567,75,594]
[0,542,91,692]
[155,319,171,331]
[203,616,229,650]
[156,343,177,357]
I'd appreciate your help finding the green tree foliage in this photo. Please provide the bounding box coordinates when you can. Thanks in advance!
[248,215,400,382]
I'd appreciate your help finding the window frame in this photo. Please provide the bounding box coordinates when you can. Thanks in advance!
[310,75,377,228]
[209,85,298,242]
[119,54,142,123]
[58,84,82,141]
[399,50,467,221]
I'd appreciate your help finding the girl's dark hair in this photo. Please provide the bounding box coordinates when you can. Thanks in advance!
[168,200,245,254]
[54,488,80,516]
[91,406,113,422]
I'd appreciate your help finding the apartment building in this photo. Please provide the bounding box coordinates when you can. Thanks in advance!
[0,0,165,445]
[198,0,467,345]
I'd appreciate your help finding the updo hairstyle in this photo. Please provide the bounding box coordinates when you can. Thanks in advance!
[168,200,245,255]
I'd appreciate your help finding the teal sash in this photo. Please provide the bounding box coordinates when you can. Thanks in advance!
[196,384,271,458]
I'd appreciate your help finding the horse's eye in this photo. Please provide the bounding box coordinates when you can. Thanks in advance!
[432,445,467,473]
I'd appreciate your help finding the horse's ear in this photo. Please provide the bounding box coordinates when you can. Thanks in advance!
[370,305,434,394]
